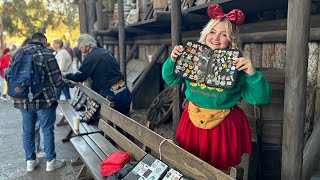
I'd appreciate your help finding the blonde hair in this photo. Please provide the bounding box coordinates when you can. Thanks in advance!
[53,39,64,48]
[199,18,241,50]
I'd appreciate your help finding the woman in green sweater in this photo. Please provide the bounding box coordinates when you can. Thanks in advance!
[162,4,272,171]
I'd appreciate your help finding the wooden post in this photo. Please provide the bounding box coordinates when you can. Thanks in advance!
[87,0,96,36]
[96,0,103,30]
[78,0,87,34]
[171,0,182,141]
[95,0,104,48]
[118,0,126,82]
[282,0,311,179]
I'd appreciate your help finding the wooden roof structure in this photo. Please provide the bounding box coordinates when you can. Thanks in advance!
[74,0,317,179]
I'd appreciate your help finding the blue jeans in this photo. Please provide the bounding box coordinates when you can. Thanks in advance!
[35,120,41,152]
[20,104,57,161]
[55,87,71,100]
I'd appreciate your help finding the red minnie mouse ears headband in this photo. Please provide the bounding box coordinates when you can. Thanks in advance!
[207,4,245,25]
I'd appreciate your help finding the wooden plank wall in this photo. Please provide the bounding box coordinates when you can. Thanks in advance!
[243,42,319,122]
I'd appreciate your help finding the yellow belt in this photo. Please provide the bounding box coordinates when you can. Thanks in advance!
[188,102,230,129]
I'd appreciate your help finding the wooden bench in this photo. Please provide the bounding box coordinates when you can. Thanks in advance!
[57,83,113,142]
[70,103,243,180]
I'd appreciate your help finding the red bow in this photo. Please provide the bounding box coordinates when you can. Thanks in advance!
[207,4,245,25]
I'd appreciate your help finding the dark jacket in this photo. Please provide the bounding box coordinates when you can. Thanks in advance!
[66,48,124,92]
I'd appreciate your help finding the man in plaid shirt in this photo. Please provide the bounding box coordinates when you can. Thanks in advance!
[8,33,75,172]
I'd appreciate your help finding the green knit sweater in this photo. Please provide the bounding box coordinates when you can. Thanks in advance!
[162,57,272,109]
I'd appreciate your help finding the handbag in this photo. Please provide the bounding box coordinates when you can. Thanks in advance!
[101,152,131,177]
[71,89,81,107]
[74,93,87,111]
[80,98,100,123]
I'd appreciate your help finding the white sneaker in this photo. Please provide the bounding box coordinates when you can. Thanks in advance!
[26,159,40,172]
[46,158,66,171]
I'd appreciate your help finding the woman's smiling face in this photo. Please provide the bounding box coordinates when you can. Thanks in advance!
[205,21,231,50]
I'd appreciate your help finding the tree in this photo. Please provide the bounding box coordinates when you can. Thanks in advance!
[0,0,79,38]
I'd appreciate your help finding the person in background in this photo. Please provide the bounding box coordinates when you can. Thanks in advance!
[0,47,11,100]
[8,44,17,55]
[52,39,72,100]
[45,42,55,54]
[8,32,75,172]
[72,46,82,70]
[162,4,272,171]
[64,41,73,60]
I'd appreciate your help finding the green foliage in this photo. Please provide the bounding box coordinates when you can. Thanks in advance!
[0,0,79,38]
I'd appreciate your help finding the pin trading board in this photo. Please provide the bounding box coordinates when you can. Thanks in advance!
[173,40,241,89]
[204,49,241,89]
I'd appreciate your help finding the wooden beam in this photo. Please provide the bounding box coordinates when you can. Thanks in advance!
[303,114,320,180]
[126,44,138,63]
[240,28,320,43]
[131,44,167,96]
[282,0,311,179]
[76,83,113,107]
[239,15,320,33]
[118,0,126,82]
[171,0,183,142]
[98,120,147,160]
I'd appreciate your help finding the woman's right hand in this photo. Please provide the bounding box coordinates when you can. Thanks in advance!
[171,45,184,62]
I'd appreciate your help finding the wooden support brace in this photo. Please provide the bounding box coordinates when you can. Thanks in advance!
[143,3,154,21]
[56,116,68,126]
[61,129,74,143]
[76,164,89,180]
[131,44,167,95]
[71,156,83,166]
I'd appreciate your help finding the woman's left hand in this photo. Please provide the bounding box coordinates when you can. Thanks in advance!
[233,57,255,76]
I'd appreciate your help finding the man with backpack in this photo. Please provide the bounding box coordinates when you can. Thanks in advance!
[7,32,75,172]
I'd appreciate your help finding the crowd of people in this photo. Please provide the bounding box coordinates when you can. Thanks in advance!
[0,3,272,177]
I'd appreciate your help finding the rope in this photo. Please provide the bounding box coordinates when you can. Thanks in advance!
[159,139,174,160]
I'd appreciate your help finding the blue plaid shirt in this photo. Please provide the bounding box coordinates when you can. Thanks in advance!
[8,42,70,110]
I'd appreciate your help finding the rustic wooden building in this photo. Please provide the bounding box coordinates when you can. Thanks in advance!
[72,0,320,179]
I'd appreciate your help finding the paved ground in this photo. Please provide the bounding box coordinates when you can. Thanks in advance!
[0,97,83,180]
[0,60,83,180]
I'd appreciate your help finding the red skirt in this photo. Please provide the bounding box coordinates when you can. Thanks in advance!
[176,104,252,170]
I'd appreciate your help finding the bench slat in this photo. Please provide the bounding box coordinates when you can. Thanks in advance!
[76,83,113,107]
[81,122,96,134]
[100,104,234,180]
[88,123,102,133]
[57,100,88,135]
[70,136,105,180]
[98,120,147,160]
[88,133,119,157]
[82,135,107,161]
